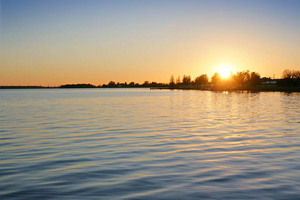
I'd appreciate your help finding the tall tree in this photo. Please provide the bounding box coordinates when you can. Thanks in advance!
[176,75,181,85]
[194,74,209,86]
[249,72,261,86]
[211,73,221,84]
[169,75,175,88]
[182,75,191,86]
[282,69,292,79]
[233,70,250,86]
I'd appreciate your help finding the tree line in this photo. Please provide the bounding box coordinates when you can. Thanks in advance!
[2,69,298,90]
[168,69,300,90]
[56,69,300,90]
[168,71,262,90]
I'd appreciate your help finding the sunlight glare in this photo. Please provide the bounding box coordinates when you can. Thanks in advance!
[218,64,233,79]
[220,69,231,78]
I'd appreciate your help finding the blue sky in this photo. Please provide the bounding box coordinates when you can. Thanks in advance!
[1,0,300,85]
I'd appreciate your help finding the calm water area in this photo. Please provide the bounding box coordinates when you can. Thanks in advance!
[0,88,299,199]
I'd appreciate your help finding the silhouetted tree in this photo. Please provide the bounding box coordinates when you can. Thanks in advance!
[182,75,191,86]
[295,71,300,79]
[232,70,250,87]
[194,74,209,87]
[60,84,96,88]
[282,69,300,79]
[143,81,150,87]
[249,72,261,86]
[150,81,157,87]
[169,75,175,88]
[108,81,116,87]
[280,69,300,87]
[176,75,181,86]
[211,73,221,84]
[282,69,293,79]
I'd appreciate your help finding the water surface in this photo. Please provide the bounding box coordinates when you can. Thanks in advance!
[0,89,299,199]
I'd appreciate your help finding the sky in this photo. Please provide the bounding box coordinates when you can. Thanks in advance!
[1,0,300,86]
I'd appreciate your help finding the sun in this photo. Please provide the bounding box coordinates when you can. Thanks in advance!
[220,68,231,78]
[217,64,234,79]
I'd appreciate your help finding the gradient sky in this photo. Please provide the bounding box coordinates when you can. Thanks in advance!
[1,0,300,86]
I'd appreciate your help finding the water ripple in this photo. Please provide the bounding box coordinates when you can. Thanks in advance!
[0,89,299,199]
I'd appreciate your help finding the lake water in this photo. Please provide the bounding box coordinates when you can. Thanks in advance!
[0,88,299,199]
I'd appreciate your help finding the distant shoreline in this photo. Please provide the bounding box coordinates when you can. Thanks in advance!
[2,69,299,92]
[0,86,59,89]
[1,85,300,92]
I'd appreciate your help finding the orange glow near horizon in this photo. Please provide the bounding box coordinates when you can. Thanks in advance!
[220,69,231,79]
[217,64,235,79]
[1,1,300,86]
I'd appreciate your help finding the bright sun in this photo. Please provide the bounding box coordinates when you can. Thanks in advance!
[220,68,231,78]
[218,65,233,79]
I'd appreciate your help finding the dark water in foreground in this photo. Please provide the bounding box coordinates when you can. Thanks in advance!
[0,89,299,199]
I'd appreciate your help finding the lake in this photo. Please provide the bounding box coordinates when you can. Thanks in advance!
[0,88,299,199]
